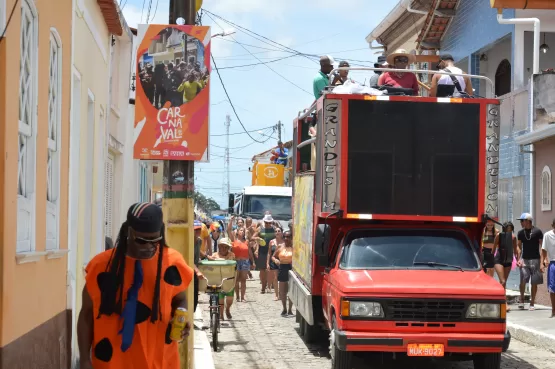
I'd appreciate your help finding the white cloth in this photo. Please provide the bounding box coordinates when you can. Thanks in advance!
[542,229,555,261]
[332,80,383,96]
[438,66,466,91]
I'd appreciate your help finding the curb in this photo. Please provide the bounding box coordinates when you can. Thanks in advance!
[507,304,555,355]
[193,308,216,369]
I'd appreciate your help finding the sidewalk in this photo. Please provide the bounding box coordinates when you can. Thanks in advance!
[507,300,555,354]
[193,307,215,369]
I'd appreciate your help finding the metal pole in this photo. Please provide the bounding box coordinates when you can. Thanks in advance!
[224,114,231,202]
[165,1,196,368]
[277,121,282,142]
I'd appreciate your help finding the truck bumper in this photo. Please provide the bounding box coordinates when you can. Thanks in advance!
[334,330,511,354]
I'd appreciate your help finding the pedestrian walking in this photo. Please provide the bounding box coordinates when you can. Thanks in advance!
[272,229,294,317]
[541,218,555,317]
[493,221,518,312]
[77,202,193,369]
[516,213,544,311]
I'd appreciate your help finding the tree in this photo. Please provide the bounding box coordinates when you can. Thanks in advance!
[194,191,220,213]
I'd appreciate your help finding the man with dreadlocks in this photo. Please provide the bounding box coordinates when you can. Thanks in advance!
[77,203,194,369]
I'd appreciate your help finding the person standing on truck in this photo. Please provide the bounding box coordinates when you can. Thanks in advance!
[271,141,289,166]
[256,214,276,294]
[378,49,419,96]
[369,55,388,88]
[313,55,334,100]
[541,218,555,317]
[331,61,351,86]
[516,213,544,311]
[481,220,499,277]
[430,54,474,98]
[272,229,294,317]
[493,221,517,312]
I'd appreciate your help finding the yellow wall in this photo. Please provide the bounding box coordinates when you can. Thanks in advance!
[0,0,72,346]
[71,0,111,342]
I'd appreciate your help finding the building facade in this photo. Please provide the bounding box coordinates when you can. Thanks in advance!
[0,0,72,367]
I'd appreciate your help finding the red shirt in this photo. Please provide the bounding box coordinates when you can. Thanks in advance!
[378,72,419,96]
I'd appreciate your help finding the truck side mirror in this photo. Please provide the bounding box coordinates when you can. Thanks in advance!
[314,224,330,257]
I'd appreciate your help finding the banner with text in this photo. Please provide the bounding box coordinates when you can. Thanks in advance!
[134,24,211,161]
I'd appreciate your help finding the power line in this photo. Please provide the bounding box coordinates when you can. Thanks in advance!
[206,12,312,96]
[0,0,19,44]
[209,54,274,144]
[217,54,299,70]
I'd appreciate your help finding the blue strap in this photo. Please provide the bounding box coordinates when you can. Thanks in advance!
[119,259,144,352]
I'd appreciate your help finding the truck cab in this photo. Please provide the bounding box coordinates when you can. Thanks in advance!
[288,76,509,369]
[229,185,292,228]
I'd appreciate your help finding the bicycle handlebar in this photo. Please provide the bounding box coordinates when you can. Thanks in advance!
[203,275,236,290]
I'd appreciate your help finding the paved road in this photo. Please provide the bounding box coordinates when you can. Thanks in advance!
[199,272,555,369]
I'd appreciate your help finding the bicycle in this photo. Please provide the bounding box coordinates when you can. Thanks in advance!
[204,275,235,352]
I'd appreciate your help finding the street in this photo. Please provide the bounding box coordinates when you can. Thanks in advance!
[199,272,555,369]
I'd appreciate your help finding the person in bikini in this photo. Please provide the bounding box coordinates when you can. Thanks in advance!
[481,220,498,277]
[493,221,518,312]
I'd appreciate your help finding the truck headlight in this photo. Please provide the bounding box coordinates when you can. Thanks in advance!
[466,303,501,319]
[341,300,384,318]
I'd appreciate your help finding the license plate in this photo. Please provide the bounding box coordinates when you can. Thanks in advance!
[407,343,444,357]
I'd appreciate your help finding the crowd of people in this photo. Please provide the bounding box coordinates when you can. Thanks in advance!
[138,57,209,108]
[193,213,295,319]
[481,214,555,316]
[312,49,475,99]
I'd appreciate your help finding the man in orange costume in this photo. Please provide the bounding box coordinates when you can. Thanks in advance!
[78,202,193,368]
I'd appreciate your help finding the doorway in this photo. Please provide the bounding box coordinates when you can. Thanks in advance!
[495,59,511,96]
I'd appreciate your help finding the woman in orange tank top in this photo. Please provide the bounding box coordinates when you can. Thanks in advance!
[272,229,294,316]
[228,216,253,302]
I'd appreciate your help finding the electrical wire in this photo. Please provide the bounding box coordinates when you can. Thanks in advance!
[0,0,19,44]
[150,0,159,22]
[206,12,312,96]
[217,54,299,70]
[210,124,276,137]
[209,56,273,144]
[140,0,147,23]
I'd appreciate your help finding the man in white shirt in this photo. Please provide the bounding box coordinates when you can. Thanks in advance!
[541,218,555,317]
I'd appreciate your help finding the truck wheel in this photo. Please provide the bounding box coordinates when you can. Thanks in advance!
[473,353,501,369]
[330,317,352,369]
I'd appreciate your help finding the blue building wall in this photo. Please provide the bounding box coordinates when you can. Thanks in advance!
[440,0,530,217]
[441,0,515,63]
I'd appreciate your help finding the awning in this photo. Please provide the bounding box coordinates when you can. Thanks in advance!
[515,124,555,145]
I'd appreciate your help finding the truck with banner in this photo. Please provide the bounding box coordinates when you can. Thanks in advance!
[288,68,510,369]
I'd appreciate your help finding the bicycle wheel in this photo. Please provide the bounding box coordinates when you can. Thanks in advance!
[211,310,219,351]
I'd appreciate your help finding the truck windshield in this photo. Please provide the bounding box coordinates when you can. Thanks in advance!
[339,229,480,271]
[244,195,292,220]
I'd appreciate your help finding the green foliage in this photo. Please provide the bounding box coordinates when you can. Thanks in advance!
[194,191,221,213]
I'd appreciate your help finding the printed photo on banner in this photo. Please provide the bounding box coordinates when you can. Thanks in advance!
[134,24,211,162]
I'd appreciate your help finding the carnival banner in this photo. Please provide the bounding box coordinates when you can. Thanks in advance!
[134,24,211,161]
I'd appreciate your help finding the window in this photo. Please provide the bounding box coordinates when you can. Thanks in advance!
[46,29,62,250]
[17,0,38,253]
[104,153,114,240]
[542,166,552,211]
[339,229,480,271]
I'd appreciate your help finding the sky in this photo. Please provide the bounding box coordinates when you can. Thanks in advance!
[123,0,397,208]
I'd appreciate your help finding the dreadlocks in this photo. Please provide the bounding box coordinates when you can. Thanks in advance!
[98,203,166,323]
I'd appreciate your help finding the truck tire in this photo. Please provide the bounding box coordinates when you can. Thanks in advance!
[473,353,501,369]
[299,315,306,336]
[330,317,353,369]
[296,310,301,323]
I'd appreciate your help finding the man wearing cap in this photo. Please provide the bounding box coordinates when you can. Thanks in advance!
[209,222,224,254]
[516,213,544,310]
[541,218,555,317]
[430,54,474,97]
[313,55,334,100]
[378,49,419,96]
[369,55,388,88]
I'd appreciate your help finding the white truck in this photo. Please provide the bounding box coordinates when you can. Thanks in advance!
[229,185,292,229]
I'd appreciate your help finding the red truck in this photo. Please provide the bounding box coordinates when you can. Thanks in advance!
[289,85,510,369]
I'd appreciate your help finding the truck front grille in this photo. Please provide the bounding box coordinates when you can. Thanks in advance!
[386,300,466,322]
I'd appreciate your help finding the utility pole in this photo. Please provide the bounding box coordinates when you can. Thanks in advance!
[164,1,197,369]
[277,120,282,142]
[223,114,231,202]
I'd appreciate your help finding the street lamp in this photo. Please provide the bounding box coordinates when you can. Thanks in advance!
[212,28,236,39]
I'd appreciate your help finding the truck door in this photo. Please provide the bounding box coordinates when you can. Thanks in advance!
[322,235,343,325]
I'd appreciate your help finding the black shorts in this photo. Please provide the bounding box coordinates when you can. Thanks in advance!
[278,264,292,282]
[494,252,512,268]
[482,248,495,269]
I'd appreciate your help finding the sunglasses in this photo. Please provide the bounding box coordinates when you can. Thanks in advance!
[395,57,409,63]
[284,235,292,239]
[134,235,163,245]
